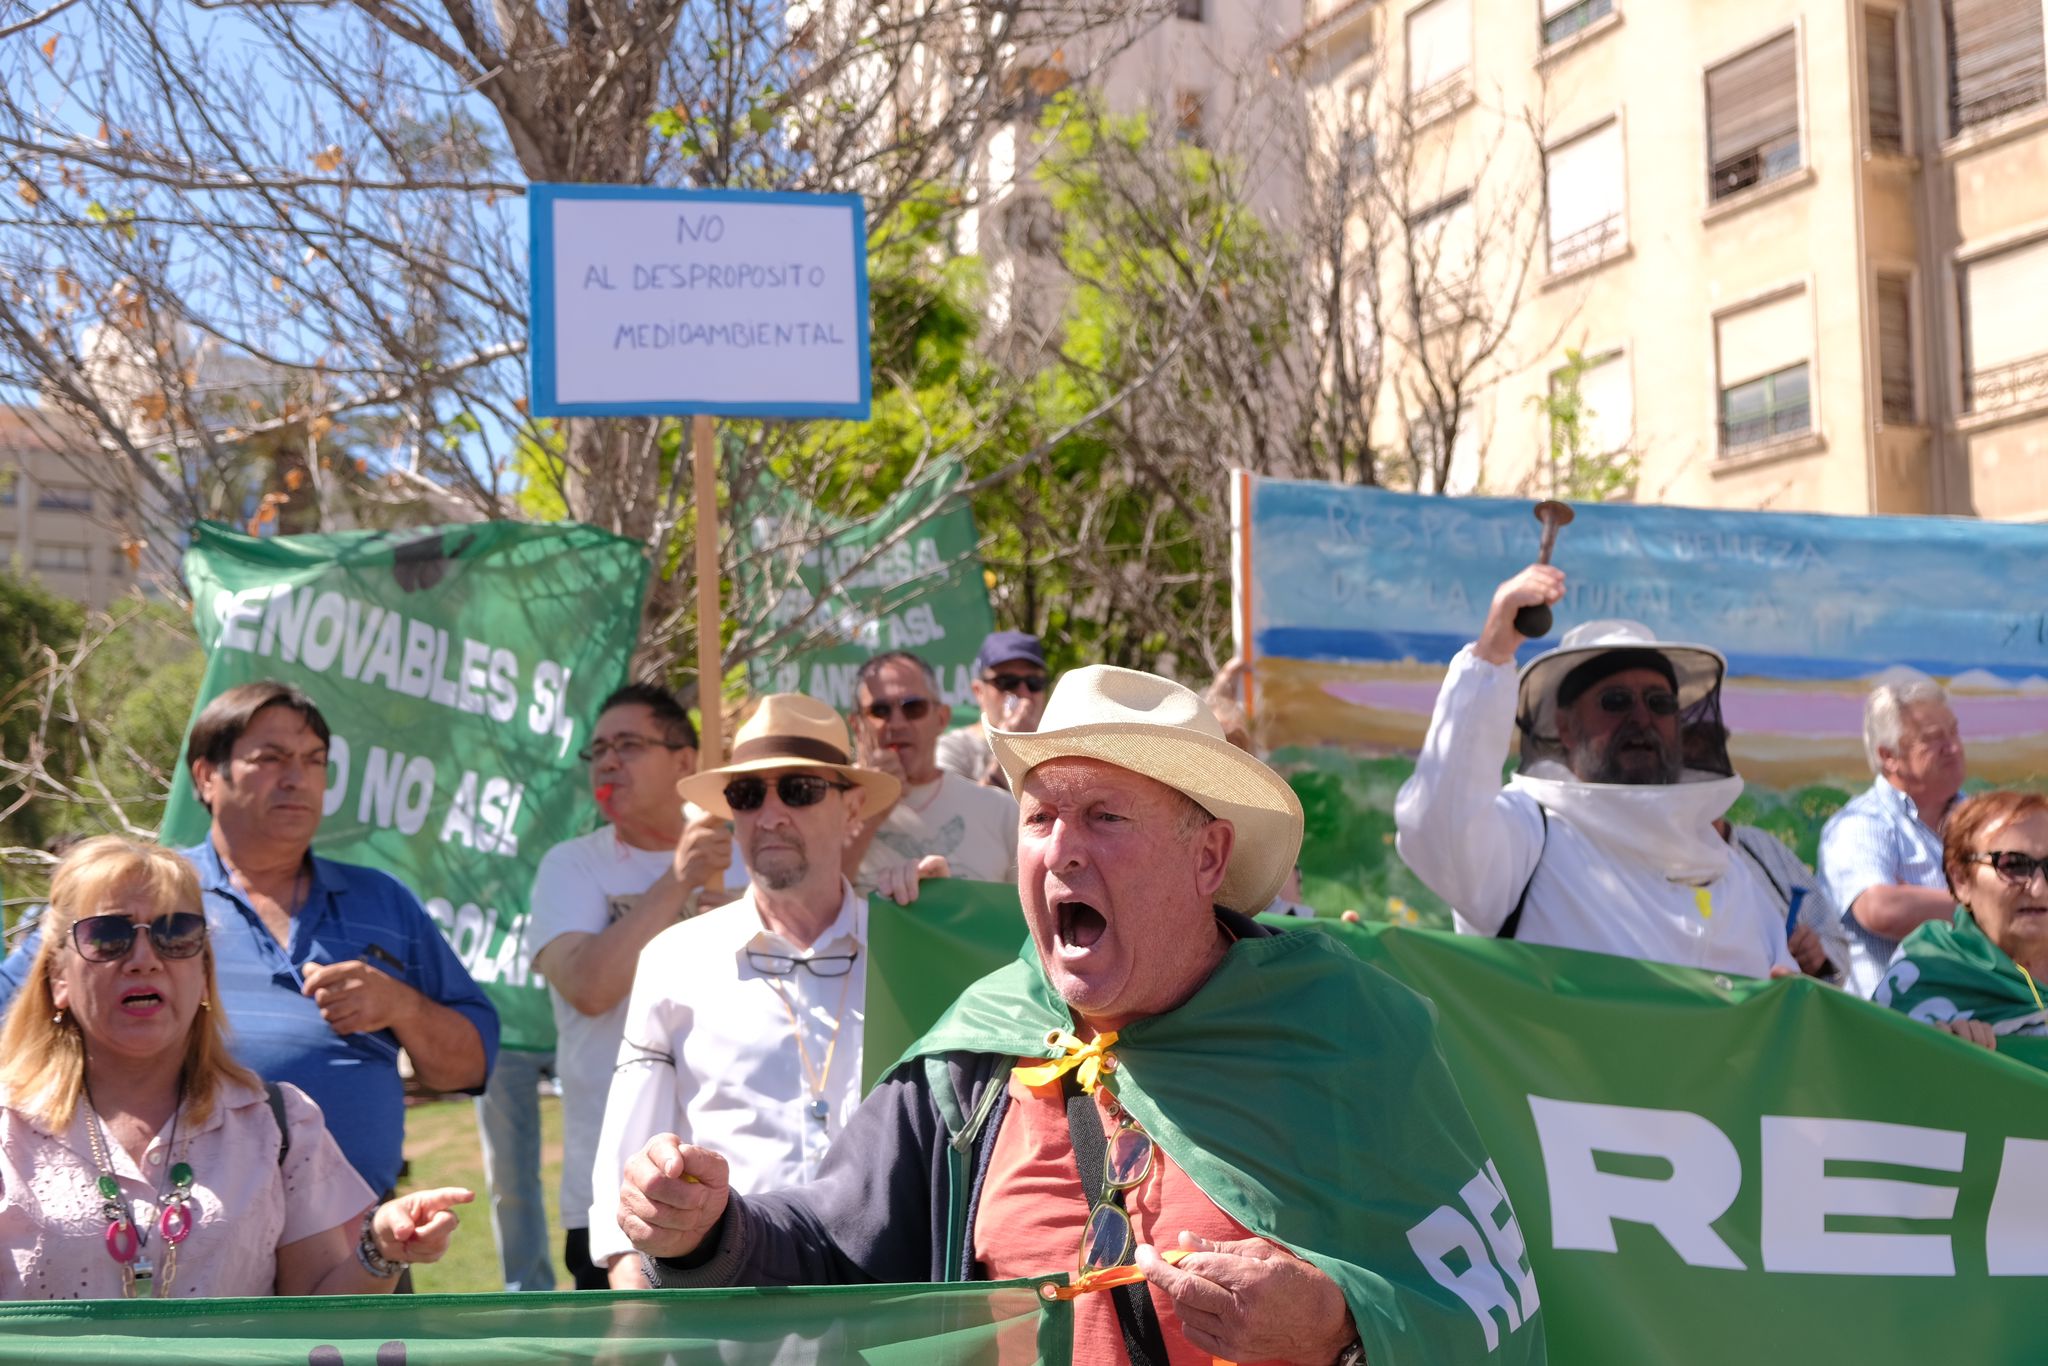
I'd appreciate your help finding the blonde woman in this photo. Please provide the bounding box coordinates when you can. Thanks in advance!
[0,836,471,1299]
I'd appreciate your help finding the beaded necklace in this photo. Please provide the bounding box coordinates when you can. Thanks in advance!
[82,1084,196,1299]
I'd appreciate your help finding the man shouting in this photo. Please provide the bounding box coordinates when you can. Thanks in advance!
[614,666,1544,1365]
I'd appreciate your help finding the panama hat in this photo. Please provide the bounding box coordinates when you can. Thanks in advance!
[1517,619,1726,747]
[988,665,1304,913]
[675,693,901,819]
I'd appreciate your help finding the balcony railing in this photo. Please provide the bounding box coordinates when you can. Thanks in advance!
[1548,213,1624,273]
[1967,350,2048,415]
[1720,401,1810,453]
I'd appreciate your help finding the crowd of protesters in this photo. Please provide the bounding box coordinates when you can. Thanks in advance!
[0,563,2041,1364]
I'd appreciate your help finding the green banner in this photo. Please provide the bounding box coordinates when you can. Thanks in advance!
[160,522,649,1052]
[0,1280,1068,1362]
[736,462,994,724]
[867,882,2048,1363]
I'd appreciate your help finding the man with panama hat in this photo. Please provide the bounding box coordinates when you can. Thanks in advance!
[615,665,1544,1365]
[585,693,943,1283]
[1396,563,1794,977]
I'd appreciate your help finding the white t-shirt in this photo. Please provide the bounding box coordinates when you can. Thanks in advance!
[934,724,993,781]
[526,826,676,1230]
[856,772,1019,890]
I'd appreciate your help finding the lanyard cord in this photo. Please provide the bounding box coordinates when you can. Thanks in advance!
[763,961,857,1114]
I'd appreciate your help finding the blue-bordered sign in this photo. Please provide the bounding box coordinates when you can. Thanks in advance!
[528,184,872,419]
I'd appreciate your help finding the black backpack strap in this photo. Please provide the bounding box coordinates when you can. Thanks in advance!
[1063,1076,1172,1366]
[263,1082,292,1166]
[1498,806,1549,941]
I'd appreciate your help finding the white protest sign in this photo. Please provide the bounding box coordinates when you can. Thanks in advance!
[528,184,872,419]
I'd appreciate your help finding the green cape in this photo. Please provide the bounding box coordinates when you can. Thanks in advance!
[1881,908,2048,1038]
[890,926,1548,1365]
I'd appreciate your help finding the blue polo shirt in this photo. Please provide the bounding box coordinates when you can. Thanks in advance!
[0,841,499,1194]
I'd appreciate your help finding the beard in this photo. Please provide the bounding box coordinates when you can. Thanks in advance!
[1574,723,1682,785]
[750,838,810,890]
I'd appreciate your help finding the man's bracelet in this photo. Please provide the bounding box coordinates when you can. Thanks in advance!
[679,886,705,922]
[357,1208,404,1278]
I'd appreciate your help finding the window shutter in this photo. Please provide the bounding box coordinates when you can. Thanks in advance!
[1966,239,2048,370]
[1706,32,1799,177]
[1946,0,2048,130]
[1578,352,1634,453]
[1866,9,1906,151]
[1546,120,1625,266]
[1408,0,1471,95]
[1717,290,1810,387]
[1876,276,1914,422]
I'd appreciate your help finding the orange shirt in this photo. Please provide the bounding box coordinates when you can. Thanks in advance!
[973,1064,1285,1366]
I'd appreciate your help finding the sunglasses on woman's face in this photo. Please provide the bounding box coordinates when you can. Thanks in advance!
[724,773,855,812]
[1968,851,2048,886]
[70,912,208,963]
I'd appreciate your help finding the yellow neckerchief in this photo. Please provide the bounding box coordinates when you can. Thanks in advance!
[2019,961,2047,1015]
[1013,1028,1120,1094]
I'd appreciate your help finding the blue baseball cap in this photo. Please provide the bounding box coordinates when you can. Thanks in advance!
[975,631,1046,675]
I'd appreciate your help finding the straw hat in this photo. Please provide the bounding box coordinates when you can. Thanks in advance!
[1516,619,1726,747]
[988,665,1304,913]
[675,693,901,819]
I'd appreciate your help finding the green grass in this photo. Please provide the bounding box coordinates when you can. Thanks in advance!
[397,1091,572,1294]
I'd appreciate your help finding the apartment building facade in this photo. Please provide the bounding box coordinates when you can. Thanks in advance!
[970,0,1299,338]
[1296,0,2048,519]
[0,406,157,609]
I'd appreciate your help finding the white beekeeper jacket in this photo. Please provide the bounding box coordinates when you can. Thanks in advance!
[1395,646,1795,978]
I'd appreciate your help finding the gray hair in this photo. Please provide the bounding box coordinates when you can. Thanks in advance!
[1863,671,1950,775]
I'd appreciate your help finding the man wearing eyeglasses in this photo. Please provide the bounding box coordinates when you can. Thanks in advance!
[614,667,1542,1365]
[936,631,1053,787]
[844,650,1020,892]
[1395,565,1795,978]
[586,693,937,1286]
[525,682,739,1289]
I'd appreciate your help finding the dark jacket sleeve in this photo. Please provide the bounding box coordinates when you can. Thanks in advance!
[647,1051,990,1289]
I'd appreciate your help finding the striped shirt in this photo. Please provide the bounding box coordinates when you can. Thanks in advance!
[1817,778,1953,998]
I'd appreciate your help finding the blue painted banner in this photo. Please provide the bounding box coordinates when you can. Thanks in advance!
[1229,474,2048,920]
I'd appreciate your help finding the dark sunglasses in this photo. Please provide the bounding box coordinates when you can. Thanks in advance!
[985,672,1049,695]
[861,697,933,722]
[725,773,855,812]
[71,912,208,963]
[1969,851,2048,886]
[1595,686,1680,717]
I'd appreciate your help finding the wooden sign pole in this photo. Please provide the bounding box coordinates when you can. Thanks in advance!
[692,412,724,763]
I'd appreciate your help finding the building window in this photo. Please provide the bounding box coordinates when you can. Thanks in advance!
[1705,31,1802,204]
[1866,9,1907,152]
[1716,289,1813,452]
[0,471,15,507]
[1174,89,1206,144]
[37,484,91,513]
[1407,0,1473,111]
[1961,237,2048,413]
[1721,365,1812,451]
[32,543,91,573]
[1560,350,1635,455]
[1176,0,1203,19]
[1545,119,1626,272]
[1945,0,2048,133]
[1542,0,1612,47]
[1875,274,1916,423]
[1408,189,1475,327]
